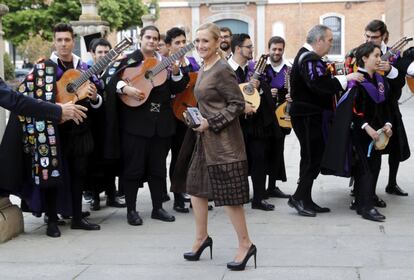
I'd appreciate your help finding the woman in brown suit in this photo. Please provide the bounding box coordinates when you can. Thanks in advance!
[173,23,257,271]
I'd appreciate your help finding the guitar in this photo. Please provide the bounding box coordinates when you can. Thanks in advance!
[407,76,414,93]
[238,54,268,109]
[275,67,292,129]
[56,36,133,104]
[120,42,195,107]
[172,72,197,122]
[378,36,413,75]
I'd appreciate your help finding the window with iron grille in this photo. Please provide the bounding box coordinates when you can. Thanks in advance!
[323,16,342,55]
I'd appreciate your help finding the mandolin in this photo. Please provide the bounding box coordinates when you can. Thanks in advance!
[275,67,292,129]
[238,54,268,109]
[120,42,194,107]
[172,72,198,122]
[56,36,133,104]
[377,36,413,76]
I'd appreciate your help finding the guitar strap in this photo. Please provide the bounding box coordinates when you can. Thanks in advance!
[17,60,63,188]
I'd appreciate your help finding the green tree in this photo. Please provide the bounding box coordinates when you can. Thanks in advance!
[16,35,53,64]
[1,0,148,47]
[3,52,15,81]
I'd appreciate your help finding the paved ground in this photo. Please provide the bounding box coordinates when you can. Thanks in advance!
[1,89,414,280]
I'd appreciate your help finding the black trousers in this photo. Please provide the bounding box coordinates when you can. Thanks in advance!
[169,121,187,204]
[120,132,171,211]
[65,156,88,222]
[291,114,325,203]
[245,136,268,202]
[44,187,58,223]
[353,148,381,210]
[268,134,286,189]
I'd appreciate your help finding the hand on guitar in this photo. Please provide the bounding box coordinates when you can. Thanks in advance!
[193,117,209,132]
[382,124,393,138]
[122,85,146,101]
[87,82,98,102]
[244,101,257,115]
[377,60,391,73]
[285,93,293,103]
[250,78,260,89]
[346,72,365,83]
[58,101,88,125]
[364,125,380,142]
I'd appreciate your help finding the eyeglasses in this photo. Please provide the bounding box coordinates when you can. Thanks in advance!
[364,33,381,40]
[240,45,254,49]
[220,35,231,39]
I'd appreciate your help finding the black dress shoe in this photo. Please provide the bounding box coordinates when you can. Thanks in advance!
[90,198,101,211]
[310,201,330,213]
[151,208,175,222]
[373,195,387,208]
[287,197,316,217]
[46,222,61,238]
[184,236,213,261]
[251,200,275,211]
[107,197,127,208]
[359,208,386,222]
[266,187,290,199]
[71,218,101,230]
[44,215,66,226]
[227,244,257,271]
[386,185,408,196]
[173,203,190,213]
[127,210,143,226]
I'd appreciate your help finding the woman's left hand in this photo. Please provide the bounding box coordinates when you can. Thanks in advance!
[383,124,393,137]
[193,117,209,132]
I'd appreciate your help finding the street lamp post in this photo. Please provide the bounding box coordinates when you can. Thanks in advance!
[141,2,157,27]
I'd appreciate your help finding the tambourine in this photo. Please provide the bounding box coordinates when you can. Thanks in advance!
[374,129,389,150]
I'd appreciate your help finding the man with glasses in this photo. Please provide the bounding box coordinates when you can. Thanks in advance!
[228,33,275,211]
[220,27,233,59]
[363,20,410,201]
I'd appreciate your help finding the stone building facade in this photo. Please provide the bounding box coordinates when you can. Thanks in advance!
[153,0,386,60]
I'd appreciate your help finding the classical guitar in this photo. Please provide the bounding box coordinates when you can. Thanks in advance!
[406,75,414,93]
[120,42,195,107]
[378,36,413,76]
[238,54,268,109]
[56,36,133,104]
[172,72,197,122]
[275,67,292,129]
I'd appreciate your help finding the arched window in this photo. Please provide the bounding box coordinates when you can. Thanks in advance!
[320,14,344,57]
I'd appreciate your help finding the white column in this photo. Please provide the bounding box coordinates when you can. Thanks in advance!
[256,4,266,57]
[191,6,200,40]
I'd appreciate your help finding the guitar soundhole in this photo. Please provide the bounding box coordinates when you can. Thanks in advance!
[243,85,254,95]
[144,71,154,80]
[66,83,76,93]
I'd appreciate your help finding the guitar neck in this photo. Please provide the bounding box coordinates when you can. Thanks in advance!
[151,43,194,76]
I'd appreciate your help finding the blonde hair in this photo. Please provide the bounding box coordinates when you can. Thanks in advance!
[196,23,226,59]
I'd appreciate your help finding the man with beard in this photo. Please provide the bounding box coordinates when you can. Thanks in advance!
[262,36,291,199]
[220,27,233,60]
[228,33,275,211]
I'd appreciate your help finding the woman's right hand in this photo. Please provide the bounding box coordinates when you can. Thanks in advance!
[364,125,380,141]
[123,85,145,101]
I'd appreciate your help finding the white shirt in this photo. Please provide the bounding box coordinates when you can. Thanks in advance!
[227,56,248,72]
[267,57,291,73]
[381,41,399,79]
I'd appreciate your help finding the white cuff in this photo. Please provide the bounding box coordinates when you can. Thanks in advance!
[361,122,369,130]
[407,61,414,76]
[385,122,392,128]
[171,70,183,82]
[335,75,348,90]
[90,94,103,109]
[116,80,127,94]
[386,65,398,79]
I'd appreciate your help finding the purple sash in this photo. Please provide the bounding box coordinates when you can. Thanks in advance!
[187,56,200,72]
[360,73,386,104]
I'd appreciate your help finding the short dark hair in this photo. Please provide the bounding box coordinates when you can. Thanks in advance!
[365,20,388,36]
[268,36,285,49]
[165,27,186,45]
[91,38,112,53]
[220,26,232,36]
[354,42,380,68]
[140,25,160,40]
[53,23,74,38]
[231,33,251,54]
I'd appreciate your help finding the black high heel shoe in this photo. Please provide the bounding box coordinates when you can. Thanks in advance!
[183,236,213,261]
[227,244,257,271]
